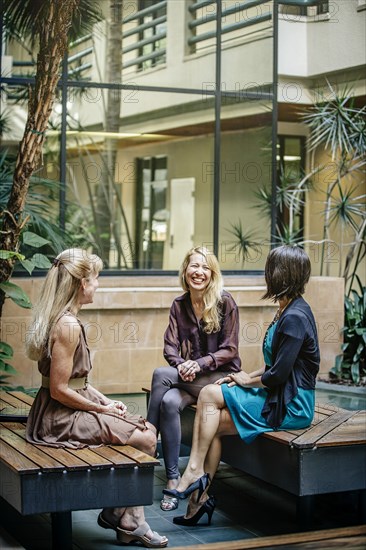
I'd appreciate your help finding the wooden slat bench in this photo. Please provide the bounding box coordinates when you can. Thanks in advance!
[143,387,366,528]
[0,391,159,550]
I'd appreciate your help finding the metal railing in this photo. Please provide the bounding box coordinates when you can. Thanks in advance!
[67,34,93,80]
[11,34,94,84]
[5,34,94,101]
[122,0,167,72]
[279,0,329,16]
[188,0,273,51]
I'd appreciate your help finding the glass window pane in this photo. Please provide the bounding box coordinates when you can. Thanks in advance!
[1,37,37,80]
[1,0,276,274]
[64,87,215,270]
[276,135,306,243]
[0,82,29,143]
[218,101,273,271]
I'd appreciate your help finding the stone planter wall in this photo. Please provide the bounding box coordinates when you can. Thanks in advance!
[1,275,344,394]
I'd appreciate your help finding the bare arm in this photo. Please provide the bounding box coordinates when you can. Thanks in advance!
[216,366,265,388]
[250,366,265,378]
[49,315,126,415]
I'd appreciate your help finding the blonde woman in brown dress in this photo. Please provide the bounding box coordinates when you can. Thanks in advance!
[26,248,168,548]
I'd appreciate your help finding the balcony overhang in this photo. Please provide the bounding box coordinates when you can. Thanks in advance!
[279,0,326,5]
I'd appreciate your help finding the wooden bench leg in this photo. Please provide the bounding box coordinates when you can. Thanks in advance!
[51,511,72,550]
[358,489,366,524]
[296,495,314,530]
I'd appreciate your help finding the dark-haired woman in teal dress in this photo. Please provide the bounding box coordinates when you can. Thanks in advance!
[163,245,320,526]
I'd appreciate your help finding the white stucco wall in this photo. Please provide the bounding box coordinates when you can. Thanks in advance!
[279,0,366,78]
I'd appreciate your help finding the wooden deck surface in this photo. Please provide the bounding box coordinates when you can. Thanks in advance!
[0,391,159,474]
[171,525,366,550]
[263,402,366,449]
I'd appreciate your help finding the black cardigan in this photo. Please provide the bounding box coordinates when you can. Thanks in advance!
[260,296,320,428]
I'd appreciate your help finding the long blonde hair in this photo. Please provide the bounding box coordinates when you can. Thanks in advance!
[26,248,103,360]
[179,246,223,333]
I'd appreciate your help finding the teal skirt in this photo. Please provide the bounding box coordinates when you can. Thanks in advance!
[221,385,315,444]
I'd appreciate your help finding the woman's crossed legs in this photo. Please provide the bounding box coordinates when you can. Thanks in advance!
[176,383,238,492]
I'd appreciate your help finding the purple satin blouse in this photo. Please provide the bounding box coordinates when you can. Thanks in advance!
[163,290,241,373]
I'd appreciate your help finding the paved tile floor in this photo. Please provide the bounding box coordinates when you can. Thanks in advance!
[1,454,362,550]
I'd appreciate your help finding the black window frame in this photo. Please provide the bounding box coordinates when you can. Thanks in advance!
[0,0,280,277]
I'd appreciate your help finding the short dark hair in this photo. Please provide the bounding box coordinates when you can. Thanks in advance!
[263,245,311,301]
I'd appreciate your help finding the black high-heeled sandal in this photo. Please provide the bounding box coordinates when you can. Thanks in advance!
[163,473,210,501]
[173,496,216,526]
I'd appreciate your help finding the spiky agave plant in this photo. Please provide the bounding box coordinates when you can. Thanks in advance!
[226,220,261,267]
[303,82,366,281]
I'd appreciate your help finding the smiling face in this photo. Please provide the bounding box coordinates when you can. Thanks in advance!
[185,252,212,293]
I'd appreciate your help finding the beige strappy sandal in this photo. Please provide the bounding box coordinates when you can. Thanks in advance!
[117,521,168,548]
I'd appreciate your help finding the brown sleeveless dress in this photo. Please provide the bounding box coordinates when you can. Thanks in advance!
[26,315,147,449]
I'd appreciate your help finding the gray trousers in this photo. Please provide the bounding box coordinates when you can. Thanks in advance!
[146,366,225,480]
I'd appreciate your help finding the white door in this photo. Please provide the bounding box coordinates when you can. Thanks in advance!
[164,178,195,269]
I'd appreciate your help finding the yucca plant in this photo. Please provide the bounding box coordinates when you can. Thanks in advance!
[327,183,366,277]
[302,83,366,385]
[303,82,366,290]
[304,83,366,159]
[274,225,304,246]
[226,221,261,267]
[304,84,365,384]
[253,167,316,246]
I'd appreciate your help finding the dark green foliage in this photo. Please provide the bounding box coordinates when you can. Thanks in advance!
[0,341,17,388]
[331,278,366,385]
[0,151,68,270]
[3,0,103,46]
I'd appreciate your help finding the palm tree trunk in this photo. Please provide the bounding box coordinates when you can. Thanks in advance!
[0,0,80,315]
[95,0,123,266]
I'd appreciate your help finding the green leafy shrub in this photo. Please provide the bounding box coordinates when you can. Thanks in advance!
[331,279,366,385]
[0,341,17,387]
[0,259,31,388]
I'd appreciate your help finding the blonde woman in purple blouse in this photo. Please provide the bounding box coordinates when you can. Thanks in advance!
[147,246,241,511]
